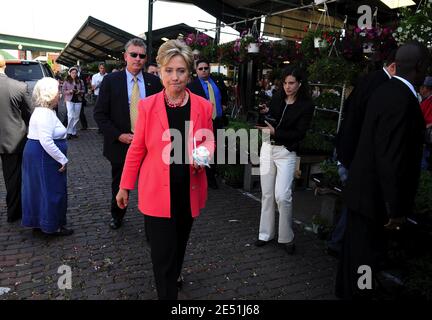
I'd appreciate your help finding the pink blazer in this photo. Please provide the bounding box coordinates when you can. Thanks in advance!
[119,89,215,218]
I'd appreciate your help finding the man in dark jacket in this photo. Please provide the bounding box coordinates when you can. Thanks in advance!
[0,55,32,222]
[327,50,397,255]
[336,41,431,299]
[94,39,163,230]
[188,59,228,189]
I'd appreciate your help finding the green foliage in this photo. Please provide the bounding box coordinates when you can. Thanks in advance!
[414,170,432,215]
[300,131,334,155]
[319,160,340,187]
[218,164,245,188]
[307,56,358,85]
[314,91,342,110]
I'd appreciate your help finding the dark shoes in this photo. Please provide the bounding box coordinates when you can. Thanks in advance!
[67,134,78,140]
[254,239,269,247]
[51,227,74,236]
[109,218,122,230]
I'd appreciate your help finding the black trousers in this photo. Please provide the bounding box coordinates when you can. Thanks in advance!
[1,153,23,221]
[145,181,193,300]
[79,103,88,129]
[110,162,127,221]
[335,209,387,299]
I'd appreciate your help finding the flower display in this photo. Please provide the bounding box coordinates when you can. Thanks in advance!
[184,32,211,50]
[393,1,432,46]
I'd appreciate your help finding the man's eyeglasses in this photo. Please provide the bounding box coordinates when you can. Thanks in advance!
[129,52,147,59]
[198,67,209,71]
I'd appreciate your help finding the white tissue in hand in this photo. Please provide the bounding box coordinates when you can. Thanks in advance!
[192,146,210,167]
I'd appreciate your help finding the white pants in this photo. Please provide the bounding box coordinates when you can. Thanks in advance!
[66,101,82,135]
[258,142,296,244]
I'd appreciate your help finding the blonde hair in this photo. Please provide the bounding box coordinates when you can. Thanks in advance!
[32,77,59,108]
[156,39,193,71]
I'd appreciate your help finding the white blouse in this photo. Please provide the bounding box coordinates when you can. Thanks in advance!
[27,107,68,165]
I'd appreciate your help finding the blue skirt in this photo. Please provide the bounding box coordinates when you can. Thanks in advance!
[21,139,68,233]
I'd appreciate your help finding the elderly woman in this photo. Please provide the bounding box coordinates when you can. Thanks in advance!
[255,66,313,254]
[21,77,72,236]
[116,39,214,300]
[62,66,85,139]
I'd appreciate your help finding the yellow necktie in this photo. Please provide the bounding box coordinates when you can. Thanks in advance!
[205,80,217,120]
[130,76,140,132]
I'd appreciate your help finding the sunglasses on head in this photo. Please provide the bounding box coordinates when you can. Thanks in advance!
[129,52,147,59]
[198,67,209,71]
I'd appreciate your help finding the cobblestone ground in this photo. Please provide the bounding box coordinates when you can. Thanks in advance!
[0,107,337,300]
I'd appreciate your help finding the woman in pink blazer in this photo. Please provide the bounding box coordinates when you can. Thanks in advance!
[116,39,214,300]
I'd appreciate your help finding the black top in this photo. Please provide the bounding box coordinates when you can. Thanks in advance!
[165,98,191,183]
[266,91,314,152]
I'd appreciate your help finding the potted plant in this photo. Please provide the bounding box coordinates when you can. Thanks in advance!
[393,1,432,46]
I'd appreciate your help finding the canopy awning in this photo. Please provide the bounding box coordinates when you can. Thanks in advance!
[57,16,139,67]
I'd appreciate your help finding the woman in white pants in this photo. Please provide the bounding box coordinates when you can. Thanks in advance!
[62,66,84,139]
[255,66,314,254]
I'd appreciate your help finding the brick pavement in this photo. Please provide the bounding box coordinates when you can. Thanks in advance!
[0,105,337,300]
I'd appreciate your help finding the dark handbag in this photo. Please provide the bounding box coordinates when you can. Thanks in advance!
[425,126,432,145]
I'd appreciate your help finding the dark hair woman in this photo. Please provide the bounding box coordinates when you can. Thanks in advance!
[254,66,314,254]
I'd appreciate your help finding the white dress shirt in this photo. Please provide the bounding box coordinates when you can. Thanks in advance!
[27,107,68,165]
[91,72,107,96]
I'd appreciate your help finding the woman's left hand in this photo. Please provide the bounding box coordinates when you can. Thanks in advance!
[255,121,275,135]
[192,162,205,175]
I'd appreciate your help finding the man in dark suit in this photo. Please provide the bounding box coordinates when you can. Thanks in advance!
[0,55,32,222]
[188,59,228,189]
[94,38,163,230]
[336,41,431,299]
[327,50,397,256]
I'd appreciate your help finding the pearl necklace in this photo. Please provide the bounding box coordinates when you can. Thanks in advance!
[164,90,187,108]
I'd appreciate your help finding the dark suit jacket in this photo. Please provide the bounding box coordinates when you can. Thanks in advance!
[344,78,425,221]
[93,70,163,164]
[335,69,390,169]
[267,91,314,152]
[0,73,32,154]
[187,77,228,108]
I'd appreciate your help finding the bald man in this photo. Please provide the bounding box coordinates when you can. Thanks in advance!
[336,41,431,299]
[0,55,32,222]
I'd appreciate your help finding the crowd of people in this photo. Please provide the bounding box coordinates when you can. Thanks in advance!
[0,36,431,300]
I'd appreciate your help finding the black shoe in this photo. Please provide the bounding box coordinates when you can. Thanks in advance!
[109,218,122,230]
[50,227,74,236]
[177,275,184,290]
[67,134,73,140]
[254,239,269,247]
[72,134,78,139]
[284,242,296,255]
